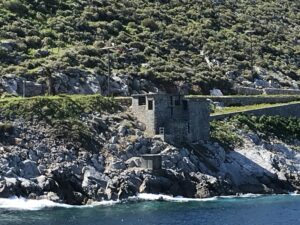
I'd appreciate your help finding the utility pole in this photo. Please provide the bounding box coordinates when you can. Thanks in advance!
[99,43,123,96]
[107,50,111,96]
[246,30,255,77]
[22,79,26,98]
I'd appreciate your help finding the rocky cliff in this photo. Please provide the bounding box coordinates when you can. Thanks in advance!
[0,96,299,205]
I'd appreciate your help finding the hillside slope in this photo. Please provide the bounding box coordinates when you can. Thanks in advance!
[0,0,299,95]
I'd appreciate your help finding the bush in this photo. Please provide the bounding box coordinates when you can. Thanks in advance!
[0,122,14,135]
[211,120,243,149]
[141,18,159,31]
[3,0,28,15]
[25,36,42,49]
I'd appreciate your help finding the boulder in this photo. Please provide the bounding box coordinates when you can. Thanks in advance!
[125,157,142,168]
[117,180,138,199]
[36,175,58,191]
[107,160,126,171]
[210,88,223,96]
[0,76,18,95]
[82,166,109,199]
[19,178,42,195]
[0,178,20,198]
[139,176,172,194]
[20,160,40,178]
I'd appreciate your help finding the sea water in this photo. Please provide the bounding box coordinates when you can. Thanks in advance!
[0,194,300,225]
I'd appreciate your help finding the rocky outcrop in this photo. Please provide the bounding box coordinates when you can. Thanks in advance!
[0,71,159,97]
[0,108,299,205]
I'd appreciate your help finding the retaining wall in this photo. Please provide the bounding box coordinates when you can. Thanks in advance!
[116,96,300,108]
[264,88,300,95]
[211,102,300,120]
[189,96,300,107]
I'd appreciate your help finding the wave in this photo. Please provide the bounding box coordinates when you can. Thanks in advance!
[0,197,118,211]
[0,192,298,211]
[132,193,263,202]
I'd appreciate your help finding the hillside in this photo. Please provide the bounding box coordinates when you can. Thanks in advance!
[0,0,299,95]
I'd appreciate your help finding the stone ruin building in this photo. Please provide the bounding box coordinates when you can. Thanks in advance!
[131,93,210,145]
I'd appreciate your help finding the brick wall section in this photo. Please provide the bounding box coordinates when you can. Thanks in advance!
[211,102,300,120]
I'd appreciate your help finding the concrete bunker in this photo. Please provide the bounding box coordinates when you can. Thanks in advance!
[140,154,162,170]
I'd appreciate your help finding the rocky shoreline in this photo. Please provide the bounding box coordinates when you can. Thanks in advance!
[0,105,300,205]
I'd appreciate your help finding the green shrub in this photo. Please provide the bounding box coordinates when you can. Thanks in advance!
[141,18,159,31]
[211,120,243,149]
[25,36,42,49]
[3,0,28,15]
[0,122,14,135]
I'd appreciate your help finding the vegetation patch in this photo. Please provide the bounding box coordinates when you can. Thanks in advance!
[210,119,243,149]
[0,94,119,151]
[0,94,118,122]
[234,115,300,141]
[0,122,14,135]
[0,0,299,94]
[211,114,300,148]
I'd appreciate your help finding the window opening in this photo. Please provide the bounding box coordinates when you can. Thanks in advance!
[183,100,188,110]
[170,96,173,106]
[175,96,181,105]
[138,96,146,105]
[148,100,153,110]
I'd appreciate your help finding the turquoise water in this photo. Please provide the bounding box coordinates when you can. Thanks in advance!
[1,195,300,225]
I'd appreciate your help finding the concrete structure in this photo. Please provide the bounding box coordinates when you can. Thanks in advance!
[141,154,162,170]
[193,95,300,107]
[211,102,300,120]
[131,93,210,144]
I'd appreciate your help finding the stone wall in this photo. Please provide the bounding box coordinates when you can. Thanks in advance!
[187,99,210,141]
[191,96,300,107]
[234,86,264,95]
[131,95,156,135]
[264,88,300,95]
[118,95,300,108]
[211,102,300,120]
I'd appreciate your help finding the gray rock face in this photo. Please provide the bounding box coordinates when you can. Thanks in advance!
[0,109,299,205]
[0,75,45,96]
[0,75,18,95]
[20,160,40,178]
[126,157,142,168]
[23,81,44,97]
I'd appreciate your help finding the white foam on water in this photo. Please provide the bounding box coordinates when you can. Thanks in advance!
[219,193,263,199]
[134,193,264,202]
[0,197,119,211]
[133,193,218,202]
[288,192,300,196]
[0,193,298,211]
